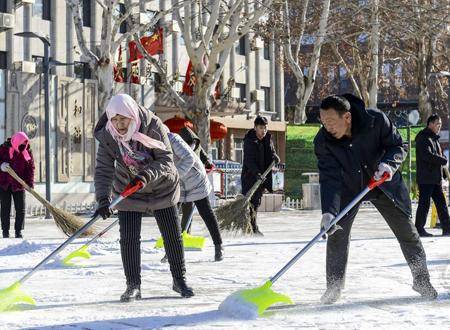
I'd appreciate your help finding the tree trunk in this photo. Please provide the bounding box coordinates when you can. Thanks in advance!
[294,81,307,124]
[96,62,114,116]
[417,39,432,122]
[190,88,212,153]
[368,0,379,109]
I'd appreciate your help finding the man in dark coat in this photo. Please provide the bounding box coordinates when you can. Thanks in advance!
[314,94,437,304]
[415,114,450,237]
[241,115,280,236]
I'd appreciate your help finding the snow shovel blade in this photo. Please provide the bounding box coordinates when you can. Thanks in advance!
[62,244,91,267]
[154,231,206,250]
[0,281,36,312]
[219,280,293,318]
[181,231,206,250]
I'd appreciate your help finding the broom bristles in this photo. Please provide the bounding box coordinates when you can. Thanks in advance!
[217,196,252,234]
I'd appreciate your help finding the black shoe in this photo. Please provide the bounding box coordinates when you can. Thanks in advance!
[442,229,450,237]
[320,286,342,304]
[253,229,264,237]
[2,231,9,238]
[214,244,224,262]
[15,231,23,238]
[412,278,438,300]
[120,285,142,302]
[173,277,194,298]
[418,231,433,237]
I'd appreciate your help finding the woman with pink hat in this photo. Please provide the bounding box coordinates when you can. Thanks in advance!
[0,131,35,238]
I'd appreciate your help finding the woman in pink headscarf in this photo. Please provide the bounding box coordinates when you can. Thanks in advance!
[94,94,194,302]
[0,132,35,238]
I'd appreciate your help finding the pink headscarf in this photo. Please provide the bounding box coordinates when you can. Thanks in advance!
[10,131,31,161]
[105,94,166,152]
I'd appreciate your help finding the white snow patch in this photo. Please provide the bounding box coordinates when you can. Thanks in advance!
[218,291,259,319]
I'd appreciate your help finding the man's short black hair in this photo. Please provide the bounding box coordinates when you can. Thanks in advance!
[320,95,351,115]
[254,115,268,126]
[427,114,441,126]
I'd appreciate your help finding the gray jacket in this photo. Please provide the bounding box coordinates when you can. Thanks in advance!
[168,132,211,203]
[94,108,180,212]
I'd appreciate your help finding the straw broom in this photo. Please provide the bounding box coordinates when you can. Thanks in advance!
[217,161,275,234]
[1,164,97,237]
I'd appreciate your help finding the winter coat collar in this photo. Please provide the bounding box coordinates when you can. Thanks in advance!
[420,127,440,140]
[244,128,272,143]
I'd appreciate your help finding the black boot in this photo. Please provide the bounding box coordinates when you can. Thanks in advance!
[2,231,9,238]
[120,284,142,302]
[15,231,23,238]
[173,277,194,298]
[214,244,223,262]
[412,277,438,300]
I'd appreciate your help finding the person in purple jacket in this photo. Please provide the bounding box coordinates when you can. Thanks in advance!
[0,132,35,238]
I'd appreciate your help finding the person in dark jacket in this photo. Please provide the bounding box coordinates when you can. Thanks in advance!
[314,94,437,304]
[415,114,450,237]
[241,115,280,236]
[178,127,215,233]
[0,132,35,238]
[94,94,194,301]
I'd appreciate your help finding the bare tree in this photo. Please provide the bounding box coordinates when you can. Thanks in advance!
[66,0,178,114]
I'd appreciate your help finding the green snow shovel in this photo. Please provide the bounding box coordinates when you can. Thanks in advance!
[219,173,391,317]
[0,181,144,312]
[155,206,206,250]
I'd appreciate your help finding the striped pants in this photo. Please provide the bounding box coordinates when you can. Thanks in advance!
[119,206,185,287]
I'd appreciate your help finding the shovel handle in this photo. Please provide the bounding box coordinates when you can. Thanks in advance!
[121,180,145,198]
[368,172,391,190]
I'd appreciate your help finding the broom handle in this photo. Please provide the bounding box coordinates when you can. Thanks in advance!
[245,161,276,199]
[17,182,144,285]
[183,206,196,232]
[269,173,390,284]
[4,165,53,211]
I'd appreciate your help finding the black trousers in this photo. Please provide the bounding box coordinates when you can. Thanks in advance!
[415,184,450,232]
[249,185,265,232]
[119,206,186,287]
[326,190,430,289]
[180,197,222,246]
[0,188,25,233]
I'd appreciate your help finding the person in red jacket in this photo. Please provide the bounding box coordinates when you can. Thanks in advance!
[0,132,35,238]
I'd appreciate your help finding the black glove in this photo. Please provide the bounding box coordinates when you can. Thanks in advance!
[94,199,112,220]
[273,154,280,164]
[129,173,147,188]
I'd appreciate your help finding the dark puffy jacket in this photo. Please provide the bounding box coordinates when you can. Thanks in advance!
[415,128,447,185]
[314,94,411,217]
[241,129,279,195]
[179,127,211,165]
[0,140,35,192]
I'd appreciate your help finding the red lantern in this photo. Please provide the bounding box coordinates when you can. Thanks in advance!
[163,116,194,133]
[210,119,227,141]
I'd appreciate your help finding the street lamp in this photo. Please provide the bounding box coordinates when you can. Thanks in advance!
[15,32,52,219]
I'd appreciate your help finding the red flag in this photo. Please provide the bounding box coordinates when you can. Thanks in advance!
[130,62,140,84]
[182,61,196,95]
[128,28,164,63]
[114,45,125,82]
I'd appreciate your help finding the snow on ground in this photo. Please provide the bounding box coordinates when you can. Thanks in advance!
[0,207,449,329]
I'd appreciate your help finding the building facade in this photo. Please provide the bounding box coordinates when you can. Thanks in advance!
[0,0,286,205]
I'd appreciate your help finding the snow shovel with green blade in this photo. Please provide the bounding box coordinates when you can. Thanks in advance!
[0,181,144,312]
[155,206,205,250]
[62,218,119,266]
[219,173,391,317]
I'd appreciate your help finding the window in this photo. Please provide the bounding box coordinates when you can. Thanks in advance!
[263,39,270,60]
[119,3,127,33]
[0,52,7,70]
[262,86,270,111]
[339,66,349,91]
[179,35,185,46]
[0,1,6,13]
[33,0,51,21]
[235,83,246,102]
[82,0,91,27]
[210,141,218,160]
[237,36,246,55]
[234,138,243,164]
[74,61,92,79]
[153,72,162,93]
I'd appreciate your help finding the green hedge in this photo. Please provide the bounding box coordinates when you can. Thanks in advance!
[285,125,424,200]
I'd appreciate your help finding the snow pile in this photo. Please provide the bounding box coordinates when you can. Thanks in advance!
[218,291,259,319]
